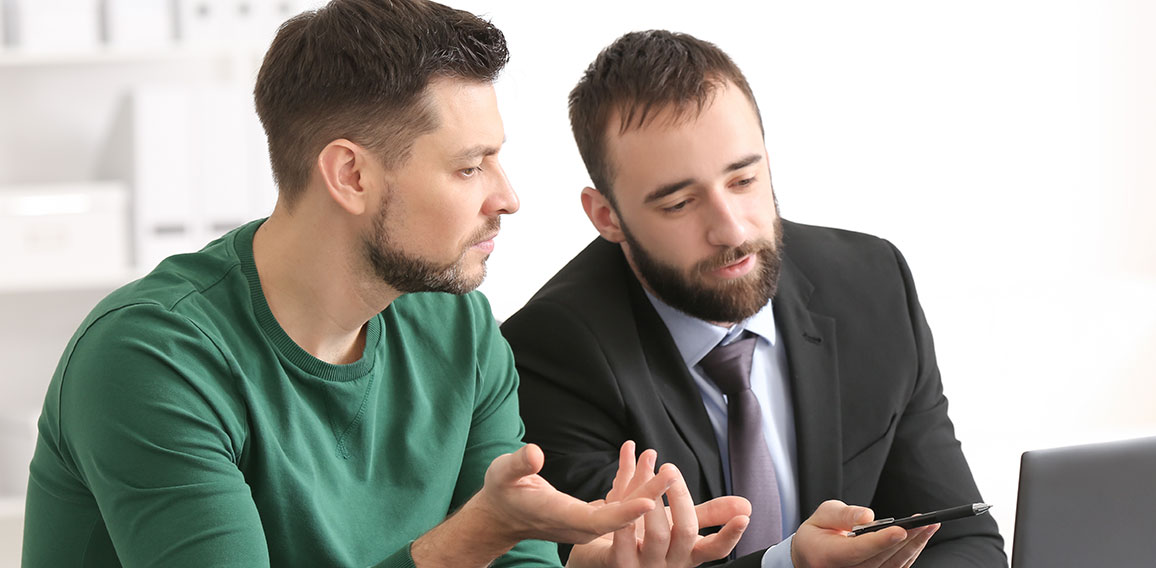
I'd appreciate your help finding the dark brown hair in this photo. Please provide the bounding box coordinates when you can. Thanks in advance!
[254,0,509,203]
[568,30,762,205]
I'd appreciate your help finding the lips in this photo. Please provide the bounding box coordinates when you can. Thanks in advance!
[469,217,501,254]
[711,253,756,279]
[720,255,749,269]
[472,232,498,254]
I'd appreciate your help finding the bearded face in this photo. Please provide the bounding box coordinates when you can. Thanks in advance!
[363,196,499,295]
[622,215,783,323]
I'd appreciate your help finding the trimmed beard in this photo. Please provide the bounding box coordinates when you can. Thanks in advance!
[621,216,783,323]
[363,197,497,295]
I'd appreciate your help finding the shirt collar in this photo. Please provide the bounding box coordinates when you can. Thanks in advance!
[643,289,778,368]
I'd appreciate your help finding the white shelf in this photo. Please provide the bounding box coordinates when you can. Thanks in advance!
[0,44,263,68]
[0,498,22,519]
[0,497,24,568]
[0,271,141,295]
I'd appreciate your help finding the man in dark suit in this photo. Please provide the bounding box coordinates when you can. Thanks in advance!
[502,30,1007,567]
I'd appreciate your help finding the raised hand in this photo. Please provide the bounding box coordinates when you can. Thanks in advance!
[569,441,751,567]
[473,442,680,544]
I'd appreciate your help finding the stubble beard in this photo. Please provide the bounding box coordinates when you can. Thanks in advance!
[363,199,498,295]
[622,216,784,324]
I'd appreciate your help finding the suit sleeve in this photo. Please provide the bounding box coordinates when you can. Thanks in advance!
[874,242,1008,567]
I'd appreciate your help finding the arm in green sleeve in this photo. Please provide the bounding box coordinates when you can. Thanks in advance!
[57,305,271,567]
[449,295,562,567]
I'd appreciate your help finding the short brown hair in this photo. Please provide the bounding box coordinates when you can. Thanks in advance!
[254,0,509,203]
[568,31,762,204]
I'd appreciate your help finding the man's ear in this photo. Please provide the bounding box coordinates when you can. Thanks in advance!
[317,139,371,215]
[581,186,625,244]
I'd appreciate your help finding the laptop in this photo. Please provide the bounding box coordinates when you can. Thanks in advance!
[1011,436,1156,568]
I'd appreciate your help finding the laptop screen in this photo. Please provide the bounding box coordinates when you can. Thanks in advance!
[1012,436,1156,568]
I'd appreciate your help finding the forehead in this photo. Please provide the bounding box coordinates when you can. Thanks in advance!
[418,78,505,154]
[604,84,765,200]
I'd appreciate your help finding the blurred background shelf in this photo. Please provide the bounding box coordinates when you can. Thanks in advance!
[0,44,260,67]
[0,2,326,565]
[0,498,21,564]
[0,272,140,295]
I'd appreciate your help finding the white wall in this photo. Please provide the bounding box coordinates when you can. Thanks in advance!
[2,0,1154,561]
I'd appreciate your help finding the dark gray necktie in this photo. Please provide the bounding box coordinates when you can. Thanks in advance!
[699,332,782,556]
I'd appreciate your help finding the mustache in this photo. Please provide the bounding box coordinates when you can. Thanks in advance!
[468,217,501,246]
[694,239,776,272]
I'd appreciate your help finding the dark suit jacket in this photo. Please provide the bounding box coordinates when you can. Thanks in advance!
[502,220,1007,567]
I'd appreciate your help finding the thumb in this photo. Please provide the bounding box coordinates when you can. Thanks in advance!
[811,499,872,531]
[511,443,545,477]
[842,503,874,529]
[486,443,546,485]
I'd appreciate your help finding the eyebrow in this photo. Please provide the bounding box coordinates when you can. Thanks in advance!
[453,138,506,162]
[642,153,764,204]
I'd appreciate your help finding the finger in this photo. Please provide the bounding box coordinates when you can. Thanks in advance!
[484,443,545,486]
[886,524,938,568]
[848,526,909,563]
[847,517,939,567]
[606,440,641,564]
[662,464,698,564]
[691,514,750,565]
[624,448,657,497]
[640,491,670,567]
[630,451,664,566]
[835,500,873,531]
[802,499,868,533]
[608,440,637,503]
[611,521,640,568]
[578,490,661,536]
[621,456,679,503]
[513,444,545,477]
[586,463,676,535]
[896,528,934,568]
[693,495,752,529]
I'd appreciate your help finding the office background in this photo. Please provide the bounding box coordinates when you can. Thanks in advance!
[1,0,1152,564]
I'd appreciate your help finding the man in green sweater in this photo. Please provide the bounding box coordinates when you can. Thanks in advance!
[21,1,752,566]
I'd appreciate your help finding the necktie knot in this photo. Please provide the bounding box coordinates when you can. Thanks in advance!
[699,333,758,395]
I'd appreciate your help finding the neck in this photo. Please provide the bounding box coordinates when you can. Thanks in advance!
[252,202,400,365]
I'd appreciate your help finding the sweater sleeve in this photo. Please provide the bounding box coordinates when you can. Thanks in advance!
[53,304,270,567]
[449,293,562,567]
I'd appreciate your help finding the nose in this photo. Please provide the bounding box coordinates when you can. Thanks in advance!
[484,161,519,216]
[704,191,747,248]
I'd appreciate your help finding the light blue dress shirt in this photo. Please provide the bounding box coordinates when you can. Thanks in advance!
[645,291,798,568]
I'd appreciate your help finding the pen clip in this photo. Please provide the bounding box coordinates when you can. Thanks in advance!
[851,518,894,533]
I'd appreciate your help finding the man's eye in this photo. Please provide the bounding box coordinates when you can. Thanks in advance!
[734,177,756,187]
[460,166,483,178]
[663,200,689,213]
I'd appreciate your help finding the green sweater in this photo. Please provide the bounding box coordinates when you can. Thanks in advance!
[23,220,559,567]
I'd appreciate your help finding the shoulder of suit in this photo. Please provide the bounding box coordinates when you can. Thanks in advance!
[529,237,628,296]
[778,219,918,302]
[782,219,899,267]
[507,237,636,326]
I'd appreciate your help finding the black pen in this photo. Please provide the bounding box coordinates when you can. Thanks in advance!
[851,503,992,535]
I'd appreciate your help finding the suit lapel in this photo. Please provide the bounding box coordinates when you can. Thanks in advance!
[624,268,727,499]
[774,254,843,516]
